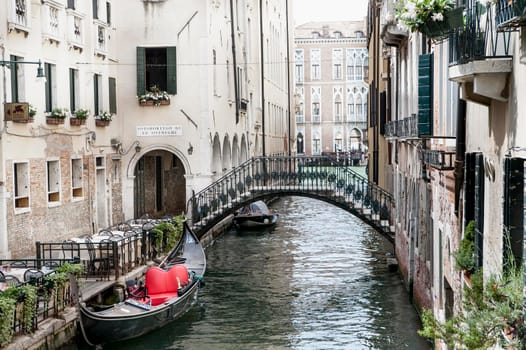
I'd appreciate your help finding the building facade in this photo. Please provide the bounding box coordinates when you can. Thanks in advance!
[293,21,368,163]
[0,0,292,258]
[369,0,526,346]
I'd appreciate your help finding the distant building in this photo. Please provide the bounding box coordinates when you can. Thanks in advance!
[293,20,368,164]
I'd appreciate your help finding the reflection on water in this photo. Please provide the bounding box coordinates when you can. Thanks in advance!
[75,196,431,350]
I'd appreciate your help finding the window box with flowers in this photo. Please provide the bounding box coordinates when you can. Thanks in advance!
[46,108,67,125]
[70,109,89,126]
[13,104,36,123]
[138,86,170,106]
[396,0,464,41]
[95,111,113,127]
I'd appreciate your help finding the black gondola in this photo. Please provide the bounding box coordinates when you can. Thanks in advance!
[233,200,279,229]
[78,222,206,346]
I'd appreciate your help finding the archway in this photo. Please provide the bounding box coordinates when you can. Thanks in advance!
[134,149,186,218]
[240,134,248,163]
[232,135,240,167]
[222,135,232,173]
[212,134,222,176]
[297,132,304,154]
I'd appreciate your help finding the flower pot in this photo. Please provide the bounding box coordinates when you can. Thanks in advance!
[46,118,65,125]
[139,100,154,106]
[159,99,170,105]
[420,7,464,40]
[70,118,86,126]
[95,120,110,127]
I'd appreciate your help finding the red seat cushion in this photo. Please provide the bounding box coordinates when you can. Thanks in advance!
[167,265,189,292]
[145,267,168,295]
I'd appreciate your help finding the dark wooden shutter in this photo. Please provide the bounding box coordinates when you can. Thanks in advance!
[380,91,386,135]
[10,55,19,103]
[166,46,177,94]
[464,152,475,223]
[503,157,524,271]
[93,74,99,116]
[92,0,98,19]
[418,54,433,137]
[369,82,376,127]
[106,1,111,24]
[474,153,484,269]
[69,68,75,112]
[136,47,146,96]
[109,77,117,114]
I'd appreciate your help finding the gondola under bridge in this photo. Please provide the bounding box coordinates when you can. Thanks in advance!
[187,156,395,243]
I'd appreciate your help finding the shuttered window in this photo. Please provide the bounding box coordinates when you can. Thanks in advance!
[474,153,484,269]
[503,157,525,271]
[109,77,117,114]
[418,54,433,137]
[136,46,177,96]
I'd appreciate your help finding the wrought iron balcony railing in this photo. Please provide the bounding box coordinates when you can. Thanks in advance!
[495,0,526,30]
[449,0,512,66]
[421,150,455,170]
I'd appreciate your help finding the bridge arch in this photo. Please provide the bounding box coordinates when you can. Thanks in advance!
[188,156,394,242]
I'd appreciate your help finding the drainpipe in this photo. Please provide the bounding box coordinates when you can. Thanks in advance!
[454,89,466,215]
[229,0,240,124]
[259,0,266,157]
[285,0,291,156]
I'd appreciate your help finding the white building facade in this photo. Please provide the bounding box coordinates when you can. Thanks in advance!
[0,0,292,258]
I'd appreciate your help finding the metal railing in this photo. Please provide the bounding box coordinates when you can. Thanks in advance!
[495,0,526,29]
[422,150,456,170]
[187,156,395,241]
[384,114,418,138]
[449,0,512,65]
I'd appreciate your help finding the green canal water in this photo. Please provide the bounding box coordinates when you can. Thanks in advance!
[75,196,431,349]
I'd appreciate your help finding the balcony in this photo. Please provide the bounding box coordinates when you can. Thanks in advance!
[312,115,321,123]
[94,23,109,57]
[295,115,305,124]
[495,0,526,30]
[380,0,409,47]
[67,12,85,51]
[42,3,61,44]
[8,0,30,34]
[422,150,455,171]
[334,115,343,123]
[384,114,418,139]
[449,0,512,104]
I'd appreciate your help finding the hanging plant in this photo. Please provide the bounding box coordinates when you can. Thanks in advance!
[19,285,38,334]
[454,220,476,273]
[0,296,16,346]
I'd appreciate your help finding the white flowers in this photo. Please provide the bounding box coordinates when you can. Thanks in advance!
[431,12,444,21]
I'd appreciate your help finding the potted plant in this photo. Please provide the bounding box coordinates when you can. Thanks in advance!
[27,104,36,122]
[46,108,67,125]
[395,0,464,40]
[95,111,113,127]
[138,85,170,106]
[70,108,89,126]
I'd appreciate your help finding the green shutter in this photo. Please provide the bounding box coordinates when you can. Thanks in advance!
[137,47,146,96]
[474,153,484,269]
[93,74,99,116]
[109,77,117,114]
[418,54,433,137]
[166,46,177,94]
[69,68,75,112]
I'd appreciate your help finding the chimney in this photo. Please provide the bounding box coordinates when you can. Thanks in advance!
[322,25,329,37]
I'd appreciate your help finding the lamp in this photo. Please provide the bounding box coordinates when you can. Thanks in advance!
[187,143,193,155]
[0,59,45,79]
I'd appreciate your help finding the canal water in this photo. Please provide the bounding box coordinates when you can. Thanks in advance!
[77,196,431,349]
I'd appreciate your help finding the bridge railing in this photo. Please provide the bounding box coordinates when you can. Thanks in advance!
[187,156,394,238]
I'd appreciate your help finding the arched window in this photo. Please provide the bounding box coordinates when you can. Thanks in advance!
[297,132,304,154]
[347,95,355,121]
[356,95,363,119]
[312,133,321,155]
[355,56,363,81]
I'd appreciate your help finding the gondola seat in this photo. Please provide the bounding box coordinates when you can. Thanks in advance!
[144,265,189,306]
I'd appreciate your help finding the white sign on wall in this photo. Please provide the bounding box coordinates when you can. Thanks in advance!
[136,125,183,137]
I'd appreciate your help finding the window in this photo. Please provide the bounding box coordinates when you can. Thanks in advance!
[9,55,24,103]
[106,1,111,24]
[465,152,485,270]
[503,157,525,271]
[295,63,304,83]
[213,50,217,95]
[47,159,60,203]
[355,66,363,80]
[71,158,83,198]
[335,101,342,120]
[67,0,75,9]
[334,31,342,38]
[69,68,79,112]
[312,102,320,116]
[312,137,321,154]
[92,0,99,19]
[347,63,354,80]
[312,64,320,80]
[297,132,304,154]
[93,73,102,116]
[13,162,29,209]
[109,77,117,114]
[137,47,177,95]
[333,64,342,80]
[44,63,56,112]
